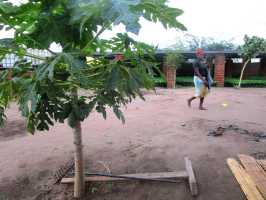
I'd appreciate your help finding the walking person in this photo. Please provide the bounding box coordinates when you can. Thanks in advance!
[187,48,213,110]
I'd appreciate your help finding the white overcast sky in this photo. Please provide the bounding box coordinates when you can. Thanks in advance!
[1,0,266,49]
[102,0,266,48]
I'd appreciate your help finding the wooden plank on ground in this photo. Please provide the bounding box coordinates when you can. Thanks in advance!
[257,160,266,171]
[61,171,188,184]
[184,157,198,196]
[238,154,266,199]
[227,158,264,200]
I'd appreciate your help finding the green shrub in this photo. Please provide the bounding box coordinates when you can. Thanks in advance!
[153,77,166,87]
[154,76,266,88]
[176,76,193,86]
[164,51,184,69]
[246,76,266,80]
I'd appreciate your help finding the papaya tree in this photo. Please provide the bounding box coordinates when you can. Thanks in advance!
[238,35,266,87]
[0,0,186,198]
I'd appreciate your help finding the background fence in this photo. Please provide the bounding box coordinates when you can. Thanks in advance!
[0,49,50,68]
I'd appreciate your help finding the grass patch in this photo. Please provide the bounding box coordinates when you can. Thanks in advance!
[176,76,193,86]
[225,77,266,87]
[154,76,266,88]
[153,77,166,87]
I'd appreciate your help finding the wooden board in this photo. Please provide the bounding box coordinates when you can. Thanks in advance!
[238,154,266,199]
[257,160,266,171]
[61,171,188,184]
[185,157,198,196]
[227,158,264,200]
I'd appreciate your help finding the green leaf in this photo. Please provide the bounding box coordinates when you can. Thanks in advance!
[113,106,125,123]
[131,0,186,31]
[0,1,18,14]
[36,55,63,81]
[106,65,120,90]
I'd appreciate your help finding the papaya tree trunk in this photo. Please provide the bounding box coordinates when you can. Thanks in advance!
[71,88,85,198]
[238,59,250,88]
[73,120,85,198]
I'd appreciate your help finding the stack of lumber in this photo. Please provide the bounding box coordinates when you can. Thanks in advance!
[227,154,266,200]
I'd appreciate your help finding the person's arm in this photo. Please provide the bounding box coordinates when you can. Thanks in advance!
[207,69,213,84]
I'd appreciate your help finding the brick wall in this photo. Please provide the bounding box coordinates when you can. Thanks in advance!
[225,61,261,78]
[259,58,266,76]
[5,70,32,80]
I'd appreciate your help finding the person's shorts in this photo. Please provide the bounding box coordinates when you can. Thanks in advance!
[194,76,209,98]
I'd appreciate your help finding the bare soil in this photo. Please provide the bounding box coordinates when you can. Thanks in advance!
[0,88,266,200]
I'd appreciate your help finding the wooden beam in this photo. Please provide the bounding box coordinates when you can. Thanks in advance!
[61,171,188,184]
[227,158,264,200]
[238,154,266,199]
[184,157,198,196]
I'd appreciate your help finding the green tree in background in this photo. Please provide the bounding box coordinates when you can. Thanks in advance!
[238,35,266,88]
[169,34,238,51]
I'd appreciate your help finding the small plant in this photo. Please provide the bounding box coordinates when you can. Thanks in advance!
[163,50,184,88]
[91,186,98,194]
[164,51,184,69]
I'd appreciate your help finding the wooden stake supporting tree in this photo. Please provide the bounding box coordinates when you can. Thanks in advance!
[0,0,186,198]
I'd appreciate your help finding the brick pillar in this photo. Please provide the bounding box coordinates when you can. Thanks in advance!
[166,66,176,89]
[214,54,225,87]
[162,61,176,88]
[114,54,124,61]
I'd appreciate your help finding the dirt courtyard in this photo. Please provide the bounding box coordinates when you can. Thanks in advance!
[0,87,266,200]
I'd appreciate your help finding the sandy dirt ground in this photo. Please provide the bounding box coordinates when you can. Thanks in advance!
[0,87,266,200]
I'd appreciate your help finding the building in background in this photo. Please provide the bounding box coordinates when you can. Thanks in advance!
[0,49,50,68]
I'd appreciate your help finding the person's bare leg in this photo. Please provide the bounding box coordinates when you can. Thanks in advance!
[187,97,196,107]
[199,97,207,110]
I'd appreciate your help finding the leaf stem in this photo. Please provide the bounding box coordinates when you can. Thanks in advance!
[82,22,112,53]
